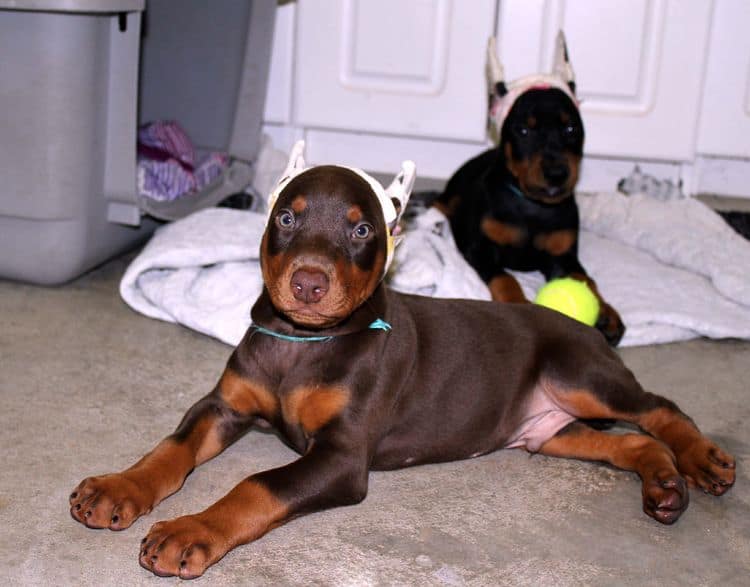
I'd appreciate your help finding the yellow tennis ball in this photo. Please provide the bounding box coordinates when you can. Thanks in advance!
[534,277,600,326]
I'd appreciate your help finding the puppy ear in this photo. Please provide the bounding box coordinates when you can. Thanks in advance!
[486,36,508,97]
[281,139,307,179]
[486,36,508,138]
[552,30,576,94]
[267,140,307,216]
[385,160,416,230]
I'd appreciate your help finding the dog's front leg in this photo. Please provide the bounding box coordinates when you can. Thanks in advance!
[69,391,254,531]
[139,438,368,579]
[566,272,625,346]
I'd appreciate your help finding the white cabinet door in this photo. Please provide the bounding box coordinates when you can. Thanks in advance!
[497,0,713,161]
[293,0,495,144]
[696,0,750,158]
[263,1,296,126]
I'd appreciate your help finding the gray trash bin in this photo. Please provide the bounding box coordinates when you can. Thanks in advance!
[0,0,275,285]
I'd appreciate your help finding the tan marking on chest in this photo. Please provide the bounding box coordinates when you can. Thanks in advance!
[282,385,351,433]
[219,369,278,418]
[533,229,577,256]
[481,217,525,246]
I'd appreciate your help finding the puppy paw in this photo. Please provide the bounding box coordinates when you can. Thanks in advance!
[69,474,155,530]
[642,470,689,524]
[595,303,625,347]
[140,515,229,579]
[676,439,736,496]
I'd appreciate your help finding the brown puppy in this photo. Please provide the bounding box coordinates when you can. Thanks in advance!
[70,144,735,579]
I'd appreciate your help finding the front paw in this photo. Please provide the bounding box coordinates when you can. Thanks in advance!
[140,515,230,579]
[70,474,155,530]
[595,302,625,346]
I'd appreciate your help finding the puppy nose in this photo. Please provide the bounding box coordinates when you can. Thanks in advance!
[543,163,569,186]
[291,269,329,304]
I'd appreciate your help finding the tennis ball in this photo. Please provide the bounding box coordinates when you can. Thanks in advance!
[534,277,600,326]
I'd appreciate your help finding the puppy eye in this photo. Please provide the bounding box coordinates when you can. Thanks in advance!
[563,124,577,136]
[352,223,373,240]
[276,210,295,229]
[515,125,530,137]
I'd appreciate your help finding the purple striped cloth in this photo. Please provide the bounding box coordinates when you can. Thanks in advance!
[137,121,229,202]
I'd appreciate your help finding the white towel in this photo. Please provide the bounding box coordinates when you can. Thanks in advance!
[120,192,750,347]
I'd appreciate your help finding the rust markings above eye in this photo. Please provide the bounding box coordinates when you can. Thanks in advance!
[282,385,350,434]
[291,195,307,214]
[346,205,363,224]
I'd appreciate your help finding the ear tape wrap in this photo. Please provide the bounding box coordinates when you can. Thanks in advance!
[266,141,416,275]
[487,31,578,137]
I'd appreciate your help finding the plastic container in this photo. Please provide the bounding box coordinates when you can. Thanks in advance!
[0,0,275,284]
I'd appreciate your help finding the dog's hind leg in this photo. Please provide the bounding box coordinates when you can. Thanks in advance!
[538,375,736,523]
[537,421,689,523]
[635,402,736,496]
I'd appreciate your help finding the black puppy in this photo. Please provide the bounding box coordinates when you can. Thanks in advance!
[435,35,624,345]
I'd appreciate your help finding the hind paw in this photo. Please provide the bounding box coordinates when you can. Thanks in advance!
[676,440,735,496]
[642,470,689,524]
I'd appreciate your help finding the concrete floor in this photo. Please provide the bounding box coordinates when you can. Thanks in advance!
[1,253,748,586]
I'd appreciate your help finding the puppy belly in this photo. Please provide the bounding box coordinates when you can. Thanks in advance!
[504,390,576,452]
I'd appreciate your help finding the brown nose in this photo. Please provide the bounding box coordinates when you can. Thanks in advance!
[291,269,329,304]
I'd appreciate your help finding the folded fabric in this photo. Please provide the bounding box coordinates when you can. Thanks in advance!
[120,192,750,348]
[137,121,229,202]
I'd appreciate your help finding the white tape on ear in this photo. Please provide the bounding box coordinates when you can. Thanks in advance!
[385,160,417,225]
[487,31,578,136]
[266,140,307,221]
[264,144,418,276]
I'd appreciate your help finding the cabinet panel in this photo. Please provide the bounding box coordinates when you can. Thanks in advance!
[696,0,750,158]
[341,0,449,94]
[497,0,712,161]
[263,1,295,124]
[294,0,495,142]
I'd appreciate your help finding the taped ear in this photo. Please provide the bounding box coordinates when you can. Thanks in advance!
[552,30,576,94]
[486,36,508,138]
[267,140,307,216]
[281,139,307,179]
[486,36,507,97]
[384,160,416,230]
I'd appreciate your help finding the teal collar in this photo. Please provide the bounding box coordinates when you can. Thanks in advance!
[504,181,526,199]
[251,318,392,343]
